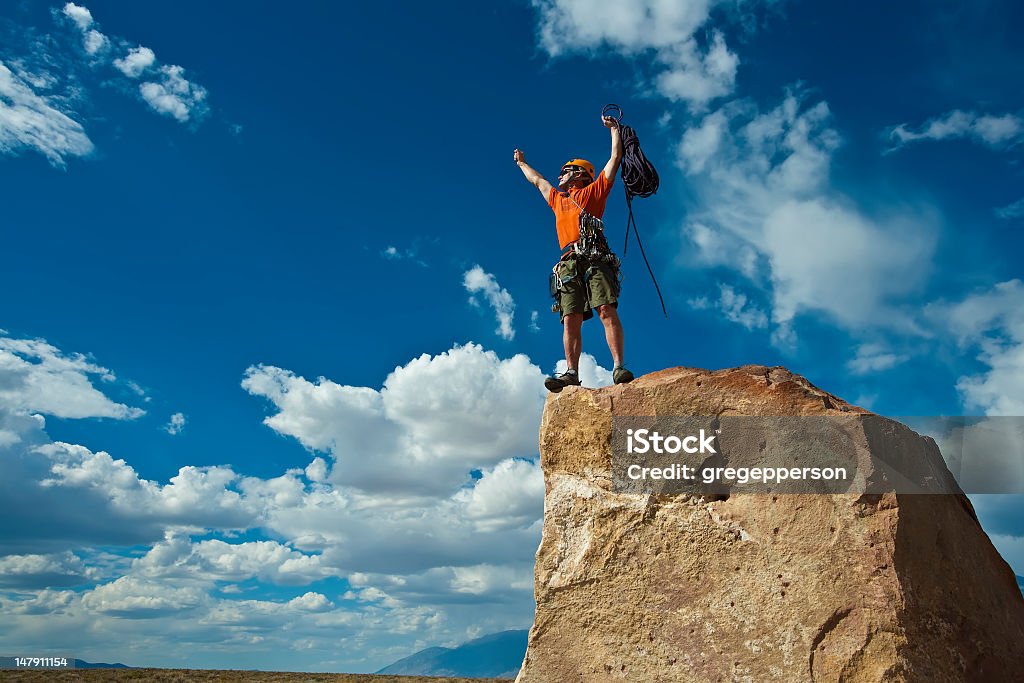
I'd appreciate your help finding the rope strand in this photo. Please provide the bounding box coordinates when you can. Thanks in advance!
[603,104,667,318]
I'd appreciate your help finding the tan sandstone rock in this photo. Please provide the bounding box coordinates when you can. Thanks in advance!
[515,366,1024,683]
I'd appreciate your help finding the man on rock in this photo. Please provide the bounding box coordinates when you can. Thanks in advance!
[514,115,634,393]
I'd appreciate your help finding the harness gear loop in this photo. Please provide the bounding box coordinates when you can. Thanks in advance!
[560,190,613,260]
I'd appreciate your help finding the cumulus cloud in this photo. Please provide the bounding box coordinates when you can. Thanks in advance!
[113,46,155,78]
[243,344,546,495]
[886,110,1024,152]
[82,575,207,618]
[531,0,740,109]
[165,412,185,435]
[138,64,205,122]
[139,64,208,123]
[456,459,545,532]
[677,91,937,338]
[132,533,341,586]
[37,442,257,530]
[0,551,93,589]
[463,266,517,341]
[61,3,109,56]
[0,62,94,166]
[62,3,94,31]
[928,279,1024,416]
[0,337,543,669]
[0,334,143,419]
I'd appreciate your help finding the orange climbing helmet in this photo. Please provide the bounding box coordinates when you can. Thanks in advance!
[560,158,595,181]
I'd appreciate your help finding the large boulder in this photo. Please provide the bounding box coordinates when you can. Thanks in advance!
[515,366,1024,682]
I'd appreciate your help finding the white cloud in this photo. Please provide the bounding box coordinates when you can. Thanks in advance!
[4,589,76,615]
[243,343,546,496]
[62,3,109,56]
[688,283,768,330]
[530,310,540,332]
[114,46,155,78]
[37,442,257,530]
[995,198,1024,221]
[0,551,92,588]
[57,4,208,126]
[887,110,1024,152]
[288,591,333,612]
[654,31,738,107]
[929,279,1024,416]
[305,456,329,483]
[717,283,768,329]
[82,575,206,617]
[0,335,142,419]
[679,109,728,173]
[676,92,937,338]
[139,64,208,123]
[846,343,909,375]
[449,563,533,596]
[62,3,94,31]
[463,266,516,341]
[379,242,429,267]
[132,533,341,586]
[83,30,109,56]
[531,0,740,109]
[0,337,542,669]
[165,412,186,435]
[0,62,94,166]
[456,459,545,532]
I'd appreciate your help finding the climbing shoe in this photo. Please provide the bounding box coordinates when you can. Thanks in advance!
[544,370,582,393]
[613,366,634,384]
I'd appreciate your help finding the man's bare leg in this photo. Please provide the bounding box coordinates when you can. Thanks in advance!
[563,312,584,371]
[596,304,624,366]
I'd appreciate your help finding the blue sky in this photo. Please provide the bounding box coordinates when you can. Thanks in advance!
[1,0,1023,673]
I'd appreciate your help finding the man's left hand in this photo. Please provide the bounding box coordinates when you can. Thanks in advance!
[602,115,618,129]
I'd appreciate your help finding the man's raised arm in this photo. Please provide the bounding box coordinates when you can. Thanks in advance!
[514,149,554,200]
[601,116,623,181]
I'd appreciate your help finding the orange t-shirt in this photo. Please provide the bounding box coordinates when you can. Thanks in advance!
[547,172,615,249]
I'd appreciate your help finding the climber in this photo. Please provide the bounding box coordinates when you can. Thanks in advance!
[514,115,634,393]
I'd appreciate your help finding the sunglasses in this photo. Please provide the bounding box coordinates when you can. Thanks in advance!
[560,166,590,177]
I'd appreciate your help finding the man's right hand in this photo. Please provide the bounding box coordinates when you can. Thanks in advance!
[514,149,553,199]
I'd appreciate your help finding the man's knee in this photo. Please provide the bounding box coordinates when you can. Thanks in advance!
[596,304,619,322]
[563,312,584,330]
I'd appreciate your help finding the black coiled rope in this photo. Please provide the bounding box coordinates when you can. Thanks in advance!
[603,104,667,318]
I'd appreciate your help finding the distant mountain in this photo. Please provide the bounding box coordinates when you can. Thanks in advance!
[75,659,131,668]
[1017,575,1024,596]
[376,629,527,678]
[1,658,129,669]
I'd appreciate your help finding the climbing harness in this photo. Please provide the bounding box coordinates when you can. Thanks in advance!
[602,104,668,318]
[549,191,622,313]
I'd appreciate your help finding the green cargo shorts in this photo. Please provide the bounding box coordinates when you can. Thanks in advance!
[551,255,621,323]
